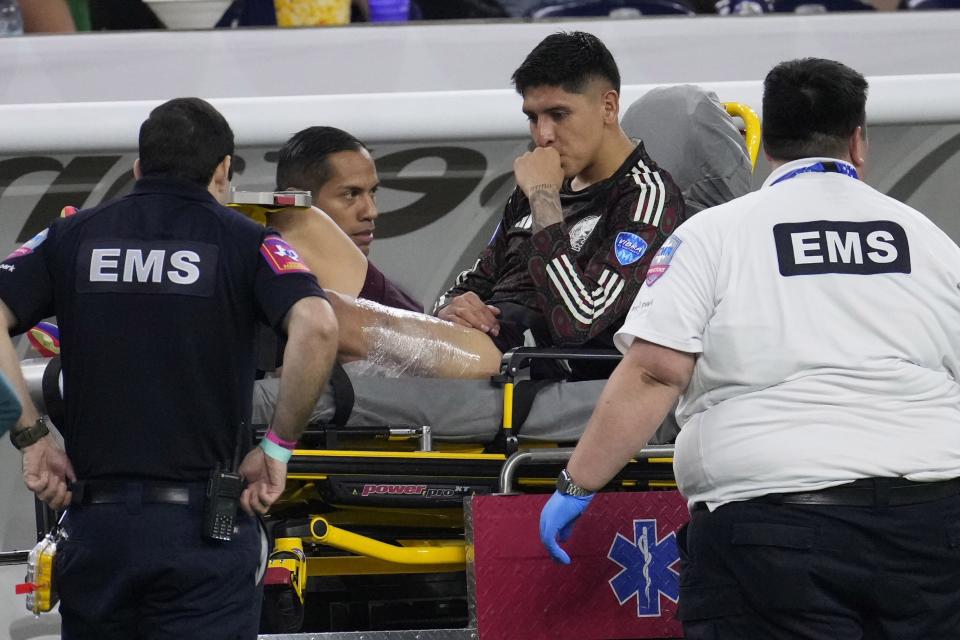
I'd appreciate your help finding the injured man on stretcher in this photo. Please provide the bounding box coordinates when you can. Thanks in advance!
[250,81,753,443]
[261,76,751,374]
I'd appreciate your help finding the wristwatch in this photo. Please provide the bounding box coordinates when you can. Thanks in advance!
[10,417,50,451]
[556,468,594,497]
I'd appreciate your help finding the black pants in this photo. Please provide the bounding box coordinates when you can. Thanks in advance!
[677,492,960,639]
[56,483,263,640]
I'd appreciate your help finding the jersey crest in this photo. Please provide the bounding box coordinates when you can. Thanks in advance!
[645,235,683,286]
[615,231,649,266]
[5,228,48,261]
[569,215,600,252]
[260,236,311,275]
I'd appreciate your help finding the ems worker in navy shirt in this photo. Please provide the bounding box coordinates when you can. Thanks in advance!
[540,59,960,639]
[0,98,337,639]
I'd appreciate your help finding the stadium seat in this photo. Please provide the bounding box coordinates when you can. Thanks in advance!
[717,0,874,13]
[772,0,874,11]
[530,0,696,17]
[899,0,960,9]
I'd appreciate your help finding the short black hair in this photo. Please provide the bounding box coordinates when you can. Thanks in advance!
[512,31,621,96]
[138,98,234,187]
[276,126,369,191]
[762,58,868,162]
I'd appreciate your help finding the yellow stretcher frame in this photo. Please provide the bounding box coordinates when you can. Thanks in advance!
[267,446,675,578]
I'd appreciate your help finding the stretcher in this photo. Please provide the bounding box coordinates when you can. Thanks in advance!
[19,351,682,639]
[249,347,683,638]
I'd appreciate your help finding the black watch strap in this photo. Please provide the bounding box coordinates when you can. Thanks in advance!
[557,468,594,498]
[10,417,50,451]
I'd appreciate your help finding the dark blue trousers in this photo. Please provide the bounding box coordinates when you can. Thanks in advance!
[56,484,262,640]
[677,492,960,639]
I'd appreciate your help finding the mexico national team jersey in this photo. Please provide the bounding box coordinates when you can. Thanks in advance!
[0,177,325,482]
[616,158,960,508]
[436,142,685,368]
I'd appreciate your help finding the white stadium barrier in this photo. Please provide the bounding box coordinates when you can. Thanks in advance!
[1,73,960,154]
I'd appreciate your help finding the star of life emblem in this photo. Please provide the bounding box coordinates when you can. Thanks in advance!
[608,518,680,617]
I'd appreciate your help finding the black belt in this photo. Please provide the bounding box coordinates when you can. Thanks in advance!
[71,482,198,506]
[759,477,960,507]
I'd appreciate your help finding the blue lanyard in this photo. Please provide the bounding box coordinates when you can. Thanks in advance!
[770,161,859,186]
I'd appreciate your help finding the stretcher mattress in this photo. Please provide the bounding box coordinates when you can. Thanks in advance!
[20,356,678,444]
[251,372,679,445]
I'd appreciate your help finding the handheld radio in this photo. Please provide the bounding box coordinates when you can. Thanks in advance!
[202,423,246,541]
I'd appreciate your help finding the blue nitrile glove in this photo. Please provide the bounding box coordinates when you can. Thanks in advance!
[539,490,595,565]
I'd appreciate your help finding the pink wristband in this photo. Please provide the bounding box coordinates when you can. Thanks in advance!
[265,429,297,451]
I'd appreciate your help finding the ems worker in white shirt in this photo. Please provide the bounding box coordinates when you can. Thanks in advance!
[539,57,960,639]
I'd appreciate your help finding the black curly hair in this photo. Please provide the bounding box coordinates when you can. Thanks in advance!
[512,31,621,96]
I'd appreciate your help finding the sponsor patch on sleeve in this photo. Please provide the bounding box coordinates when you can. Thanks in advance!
[259,236,311,275]
[645,235,683,286]
[614,231,649,266]
[5,228,48,261]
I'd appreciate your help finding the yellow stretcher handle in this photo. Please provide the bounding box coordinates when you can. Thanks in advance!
[723,102,762,171]
[310,517,466,566]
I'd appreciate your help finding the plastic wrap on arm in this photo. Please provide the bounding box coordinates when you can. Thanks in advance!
[353,299,485,378]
